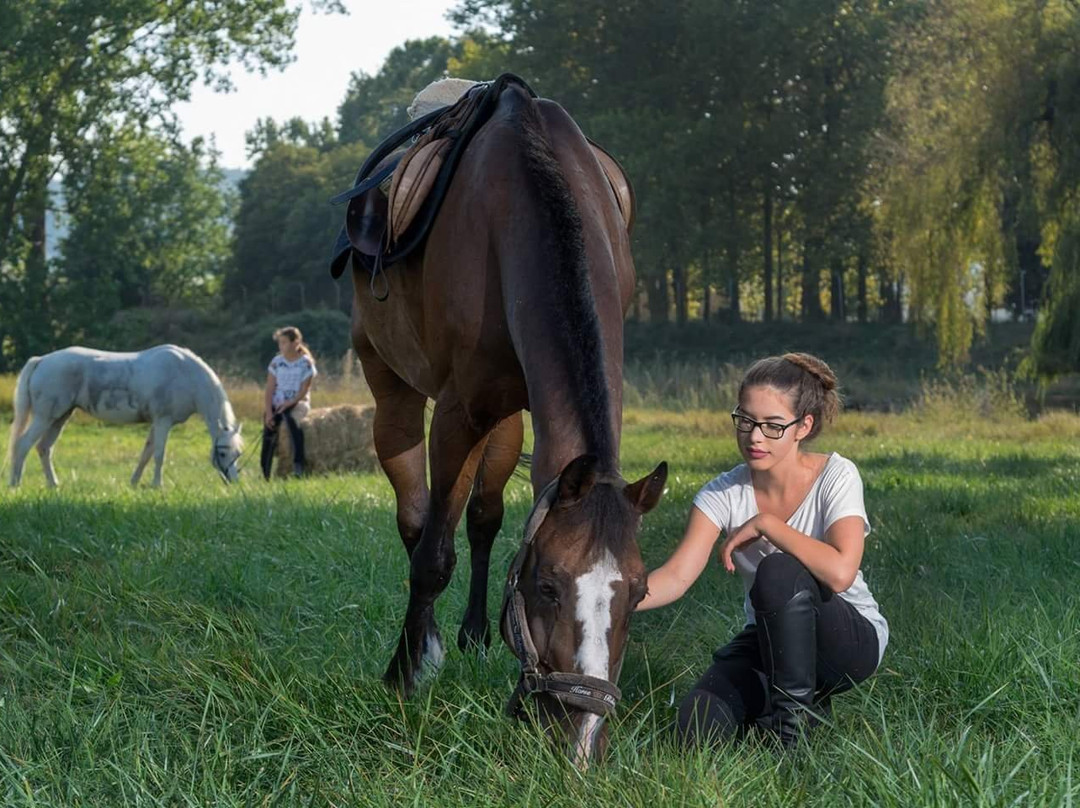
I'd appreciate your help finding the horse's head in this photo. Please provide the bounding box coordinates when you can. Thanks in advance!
[212,424,243,483]
[502,454,667,767]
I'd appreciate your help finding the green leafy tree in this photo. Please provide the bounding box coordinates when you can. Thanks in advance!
[0,0,339,367]
[874,0,1079,365]
[228,139,371,314]
[337,37,463,145]
[57,129,232,343]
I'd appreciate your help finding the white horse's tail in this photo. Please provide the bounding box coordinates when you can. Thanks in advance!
[7,356,41,470]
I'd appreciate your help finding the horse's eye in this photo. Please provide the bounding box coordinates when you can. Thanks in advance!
[538,581,560,603]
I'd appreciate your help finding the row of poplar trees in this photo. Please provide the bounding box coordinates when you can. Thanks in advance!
[3,0,1080,373]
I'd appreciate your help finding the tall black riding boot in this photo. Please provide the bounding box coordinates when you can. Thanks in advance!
[755,588,817,748]
[260,428,278,481]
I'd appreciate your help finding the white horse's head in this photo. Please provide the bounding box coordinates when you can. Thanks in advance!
[212,424,243,483]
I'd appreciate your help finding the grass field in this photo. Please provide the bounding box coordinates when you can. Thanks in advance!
[1,407,1079,806]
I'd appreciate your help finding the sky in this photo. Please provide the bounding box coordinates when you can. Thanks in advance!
[174,1,459,170]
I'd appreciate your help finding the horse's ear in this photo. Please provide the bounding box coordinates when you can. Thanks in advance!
[624,461,668,514]
[557,454,599,505]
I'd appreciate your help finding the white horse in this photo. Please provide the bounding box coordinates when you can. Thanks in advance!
[6,345,243,488]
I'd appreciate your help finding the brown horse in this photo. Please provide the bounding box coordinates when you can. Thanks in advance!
[346,81,667,763]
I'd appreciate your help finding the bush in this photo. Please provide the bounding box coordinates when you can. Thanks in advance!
[93,307,353,380]
[218,309,352,378]
[913,368,1028,422]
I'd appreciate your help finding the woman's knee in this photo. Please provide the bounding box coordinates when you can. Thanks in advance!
[750,552,817,613]
[676,689,740,746]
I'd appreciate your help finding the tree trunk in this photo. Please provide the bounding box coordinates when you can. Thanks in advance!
[880,275,903,324]
[18,173,51,359]
[856,250,868,323]
[673,264,688,325]
[776,216,784,320]
[702,250,711,322]
[645,269,670,323]
[728,250,741,321]
[763,184,774,322]
[801,237,825,321]
[0,149,34,270]
[726,173,741,322]
[830,257,845,321]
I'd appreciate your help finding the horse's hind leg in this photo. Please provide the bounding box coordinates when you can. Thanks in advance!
[37,410,73,488]
[356,333,430,556]
[384,387,491,693]
[459,411,523,651]
[9,416,53,488]
[131,430,154,486]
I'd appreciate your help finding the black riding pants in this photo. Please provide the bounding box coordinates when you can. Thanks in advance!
[677,552,879,744]
[260,407,305,479]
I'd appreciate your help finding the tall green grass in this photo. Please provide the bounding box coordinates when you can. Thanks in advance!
[1,409,1078,805]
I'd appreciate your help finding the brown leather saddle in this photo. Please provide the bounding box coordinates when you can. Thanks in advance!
[328,73,635,299]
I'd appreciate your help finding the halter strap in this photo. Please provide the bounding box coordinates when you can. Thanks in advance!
[502,474,626,719]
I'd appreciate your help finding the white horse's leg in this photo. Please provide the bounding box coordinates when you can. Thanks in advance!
[9,416,52,488]
[36,411,73,488]
[131,430,154,486]
[150,418,172,488]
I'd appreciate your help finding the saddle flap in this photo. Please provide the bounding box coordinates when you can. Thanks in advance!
[388,138,453,245]
[589,141,635,233]
[345,190,388,257]
[343,154,401,259]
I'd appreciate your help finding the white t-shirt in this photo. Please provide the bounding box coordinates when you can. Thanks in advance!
[693,452,888,663]
[268,354,317,408]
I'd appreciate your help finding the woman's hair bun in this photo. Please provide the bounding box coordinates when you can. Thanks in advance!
[782,352,838,392]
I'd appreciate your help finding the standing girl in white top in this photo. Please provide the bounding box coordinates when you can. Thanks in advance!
[260,326,317,480]
[638,353,886,748]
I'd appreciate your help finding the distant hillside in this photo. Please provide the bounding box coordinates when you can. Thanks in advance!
[220,167,248,193]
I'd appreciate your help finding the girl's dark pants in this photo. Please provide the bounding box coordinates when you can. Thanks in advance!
[678,552,879,745]
[260,407,305,480]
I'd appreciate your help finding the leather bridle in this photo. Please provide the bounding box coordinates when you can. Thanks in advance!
[501,477,626,720]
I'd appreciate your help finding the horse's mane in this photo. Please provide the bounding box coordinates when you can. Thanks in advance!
[515,98,615,466]
[176,346,237,431]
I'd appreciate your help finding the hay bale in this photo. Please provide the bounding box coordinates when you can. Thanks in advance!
[274,404,377,478]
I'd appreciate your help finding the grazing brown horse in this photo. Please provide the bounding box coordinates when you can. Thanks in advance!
[346,80,667,763]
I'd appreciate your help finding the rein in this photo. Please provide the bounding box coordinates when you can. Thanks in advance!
[231,436,261,478]
[501,477,625,720]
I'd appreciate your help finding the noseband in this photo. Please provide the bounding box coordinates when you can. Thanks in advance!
[502,477,625,720]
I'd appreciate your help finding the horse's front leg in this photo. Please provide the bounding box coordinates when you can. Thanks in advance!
[384,388,491,694]
[148,418,172,488]
[460,412,523,651]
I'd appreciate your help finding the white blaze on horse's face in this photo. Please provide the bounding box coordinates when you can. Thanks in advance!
[572,548,622,767]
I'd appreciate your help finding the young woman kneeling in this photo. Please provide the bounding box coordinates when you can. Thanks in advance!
[638,353,887,748]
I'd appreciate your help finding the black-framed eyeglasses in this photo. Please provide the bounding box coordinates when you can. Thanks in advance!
[730,411,802,440]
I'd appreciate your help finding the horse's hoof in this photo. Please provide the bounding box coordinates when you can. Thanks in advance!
[382,655,418,696]
[384,629,445,694]
[457,622,491,653]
